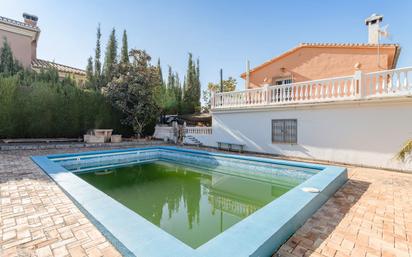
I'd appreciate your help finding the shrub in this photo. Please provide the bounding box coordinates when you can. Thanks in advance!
[0,70,131,139]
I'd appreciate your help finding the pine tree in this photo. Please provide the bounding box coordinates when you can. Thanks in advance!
[104,28,118,82]
[94,24,102,89]
[120,30,129,64]
[85,56,94,87]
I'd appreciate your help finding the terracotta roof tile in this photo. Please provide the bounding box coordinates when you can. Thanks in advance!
[299,42,399,47]
[31,59,86,76]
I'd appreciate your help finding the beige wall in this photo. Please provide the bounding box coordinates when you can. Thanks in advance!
[0,29,35,68]
[65,72,86,87]
[31,67,86,86]
[246,46,397,88]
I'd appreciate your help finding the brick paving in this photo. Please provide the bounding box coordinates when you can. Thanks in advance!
[276,167,412,257]
[0,148,123,257]
[0,146,411,257]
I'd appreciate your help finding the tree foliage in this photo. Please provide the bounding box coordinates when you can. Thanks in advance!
[396,140,412,161]
[105,49,160,137]
[120,30,129,64]
[154,61,184,115]
[85,56,94,88]
[94,24,102,89]
[0,69,128,138]
[0,38,22,76]
[202,77,237,112]
[104,28,118,82]
[78,25,205,136]
[182,53,201,114]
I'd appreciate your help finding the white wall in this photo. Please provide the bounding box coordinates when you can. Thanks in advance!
[184,133,215,146]
[153,126,175,142]
[211,99,412,171]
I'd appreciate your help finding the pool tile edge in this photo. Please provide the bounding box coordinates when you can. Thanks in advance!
[31,147,347,257]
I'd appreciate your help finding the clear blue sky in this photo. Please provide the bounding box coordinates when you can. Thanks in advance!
[2,0,411,90]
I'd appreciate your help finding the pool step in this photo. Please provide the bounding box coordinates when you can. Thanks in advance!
[184,135,202,146]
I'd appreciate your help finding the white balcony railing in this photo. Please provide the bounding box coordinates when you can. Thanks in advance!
[211,67,412,110]
[184,126,212,135]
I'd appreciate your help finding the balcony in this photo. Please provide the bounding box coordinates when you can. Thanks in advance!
[211,67,412,110]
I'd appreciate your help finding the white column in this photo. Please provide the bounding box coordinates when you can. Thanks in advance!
[264,84,270,104]
[354,70,364,98]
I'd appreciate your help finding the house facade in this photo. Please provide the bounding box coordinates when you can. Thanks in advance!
[0,13,86,85]
[242,43,399,89]
[181,14,412,171]
[242,14,400,89]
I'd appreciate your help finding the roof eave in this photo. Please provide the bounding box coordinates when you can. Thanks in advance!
[392,45,401,69]
[240,43,400,79]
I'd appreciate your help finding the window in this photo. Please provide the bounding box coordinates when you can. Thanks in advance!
[272,76,293,102]
[272,76,293,86]
[272,119,297,144]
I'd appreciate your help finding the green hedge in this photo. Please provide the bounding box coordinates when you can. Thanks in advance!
[0,73,131,139]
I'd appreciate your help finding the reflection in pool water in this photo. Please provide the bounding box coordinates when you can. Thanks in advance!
[77,161,302,248]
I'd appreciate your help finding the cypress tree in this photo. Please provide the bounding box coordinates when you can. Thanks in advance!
[182,75,186,99]
[183,53,201,114]
[157,58,164,85]
[174,72,181,94]
[86,56,94,86]
[120,30,129,64]
[154,59,167,116]
[165,66,176,113]
[0,38,17,75]
[94,24,102,89]
[104,28,118,82]
[194,58,201,111]
[183,53,193,113]
[174,72,183,114]
[167,65,175,89]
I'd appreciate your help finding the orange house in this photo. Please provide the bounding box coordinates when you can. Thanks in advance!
[241,14,400,89]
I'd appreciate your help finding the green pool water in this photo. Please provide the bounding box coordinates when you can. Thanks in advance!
[76,161,300,248]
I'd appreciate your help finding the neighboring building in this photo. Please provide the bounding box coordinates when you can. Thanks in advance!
[0,13,86,85]
[31,59,87,85]
[242,14,400,89]
[0,13,39,68]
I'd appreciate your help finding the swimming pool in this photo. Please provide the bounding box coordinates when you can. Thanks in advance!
[32,146,347,257]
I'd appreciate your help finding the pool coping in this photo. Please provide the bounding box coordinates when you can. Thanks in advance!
[31,146,348,257]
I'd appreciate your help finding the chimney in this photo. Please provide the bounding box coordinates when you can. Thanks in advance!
[365,13,383,44]
[23,13,38,27]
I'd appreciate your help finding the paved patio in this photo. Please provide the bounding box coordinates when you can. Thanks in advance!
[1,146,411,257]
[276,166,412,257]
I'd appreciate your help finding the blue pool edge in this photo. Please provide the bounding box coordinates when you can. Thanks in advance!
[31,146,348,257]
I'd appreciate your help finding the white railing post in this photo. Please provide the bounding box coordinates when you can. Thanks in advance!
[211,67,411,109]
[264,84,270,105]
[211,90,216,109]
[353,70,364,98]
